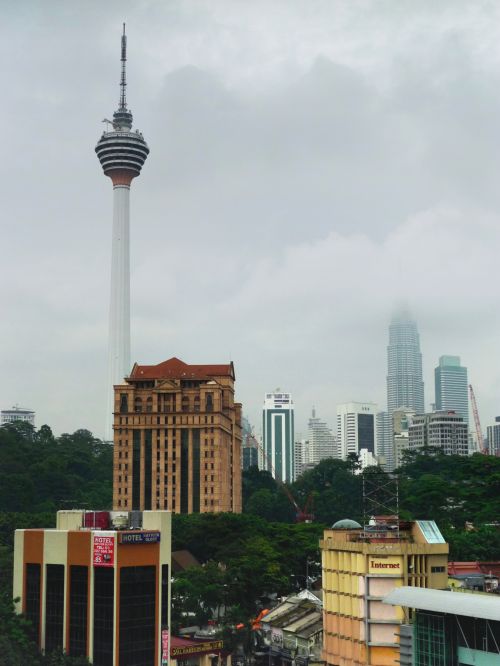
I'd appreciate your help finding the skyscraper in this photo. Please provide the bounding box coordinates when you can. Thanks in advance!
[262,392,294,482]
[434,355,469,425]
[96,25,150,441]
[295,408,336,478]
[337,402,377,467]
[387,310,425,414]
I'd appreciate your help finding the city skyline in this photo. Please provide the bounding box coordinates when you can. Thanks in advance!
[3,2,500,437]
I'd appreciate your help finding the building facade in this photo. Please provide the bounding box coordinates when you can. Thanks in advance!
[409,411,469,456]
[321,517,449,666]
[262,392,294,482]
[434,356,469,426]
[241,416,259,470]
[392,408,416,469]
[337,403,377,468]
[295,410,336,479]
[13,509,171,666]
[376,411,392,472]
[386,311,425,415]
[383,586,500,666]
[112,357,242,514]
[486,417,500,456]
[1,406,35,426]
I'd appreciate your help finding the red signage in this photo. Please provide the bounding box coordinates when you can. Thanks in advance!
[93,533,115,567]
[162,629,169,665]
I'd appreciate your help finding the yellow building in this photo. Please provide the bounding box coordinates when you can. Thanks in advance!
[113,357,242,514]
[321,517,449,666]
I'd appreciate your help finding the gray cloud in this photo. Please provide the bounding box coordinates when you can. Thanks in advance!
[1,1,500,437]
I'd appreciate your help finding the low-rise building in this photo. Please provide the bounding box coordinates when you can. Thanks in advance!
[383,586,500,666]
[255,589,323,666]
[13,509,171,666]
[1,405,35,426]
[321,516,449,666]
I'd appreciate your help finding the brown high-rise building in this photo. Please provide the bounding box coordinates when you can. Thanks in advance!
[113,357,242,514]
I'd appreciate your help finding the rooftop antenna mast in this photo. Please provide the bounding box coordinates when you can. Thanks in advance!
[119,23,127,110]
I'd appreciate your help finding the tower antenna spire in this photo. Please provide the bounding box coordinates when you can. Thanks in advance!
[119,23,127,110]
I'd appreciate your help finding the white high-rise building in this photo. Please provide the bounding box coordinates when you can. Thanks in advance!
[96,26,150,441]
[486,417,500,456]
[409,411,469,456]
[262,392,294,482]
[337,402,377,468]
[294,408,336,479]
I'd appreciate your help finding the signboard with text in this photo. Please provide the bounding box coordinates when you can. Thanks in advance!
[93,533,115,567]
[368,556,402,574]
[162,629,169,665]
[171,640,223,658]
[118,531,161,545]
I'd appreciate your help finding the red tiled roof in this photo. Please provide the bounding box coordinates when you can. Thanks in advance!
[448,561,500,577]
[130,357,234,381]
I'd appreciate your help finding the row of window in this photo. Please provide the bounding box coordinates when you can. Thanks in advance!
[120,393,215,414]
[117,414,217,426]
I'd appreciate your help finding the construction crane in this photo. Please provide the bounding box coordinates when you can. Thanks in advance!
[254,439,314,522]
[469,384,487,454]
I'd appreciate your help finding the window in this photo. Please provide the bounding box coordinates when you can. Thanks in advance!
[69,566,88,657]
[94,568,114,666]
[119,567,156,666]
[134,397,143,413]
[205,393,213,412]
[25,564,41,645]
[45,564,64,654]
[120,394,128,414]
[146,397,153,413]
[431,566,445,573]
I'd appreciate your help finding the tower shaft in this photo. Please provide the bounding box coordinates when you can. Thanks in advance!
[105,183,131,439]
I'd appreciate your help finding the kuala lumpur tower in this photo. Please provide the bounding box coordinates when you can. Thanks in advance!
[96,25,149,440]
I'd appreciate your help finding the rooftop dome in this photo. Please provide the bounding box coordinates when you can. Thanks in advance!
[331,519,362,530]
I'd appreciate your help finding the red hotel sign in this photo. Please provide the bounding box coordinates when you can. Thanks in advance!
[93,533,115,567]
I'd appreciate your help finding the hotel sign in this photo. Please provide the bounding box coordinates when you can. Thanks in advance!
[93,533,115,567]
[369,556,402,574]
[118,531,161,544]
[171,640,223,657]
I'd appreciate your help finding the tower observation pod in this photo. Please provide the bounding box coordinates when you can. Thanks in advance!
[96,24,149,441]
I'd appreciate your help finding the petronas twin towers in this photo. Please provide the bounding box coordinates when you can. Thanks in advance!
[386,310,425,415]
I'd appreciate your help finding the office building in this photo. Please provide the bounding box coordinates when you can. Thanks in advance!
[434,356,469,425]
[96,26,150,441]
[409,411,469,456]
[242,417,259,470]
[337,402,377,468]
[383,586,500,666]
[321,517,449,666]
[393,408,416,469]
[486,417,500,456]
[262,391,294,482]
[295,409,336,479]
[376,411,393,472]
[1,406,35,427]
[13,509,171,666]
[113,356,242,514]
[387,311,425,415]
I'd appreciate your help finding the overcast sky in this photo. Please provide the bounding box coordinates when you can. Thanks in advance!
[2,0,500,438]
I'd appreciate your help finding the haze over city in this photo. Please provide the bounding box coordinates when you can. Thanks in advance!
[2,0,500,437]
